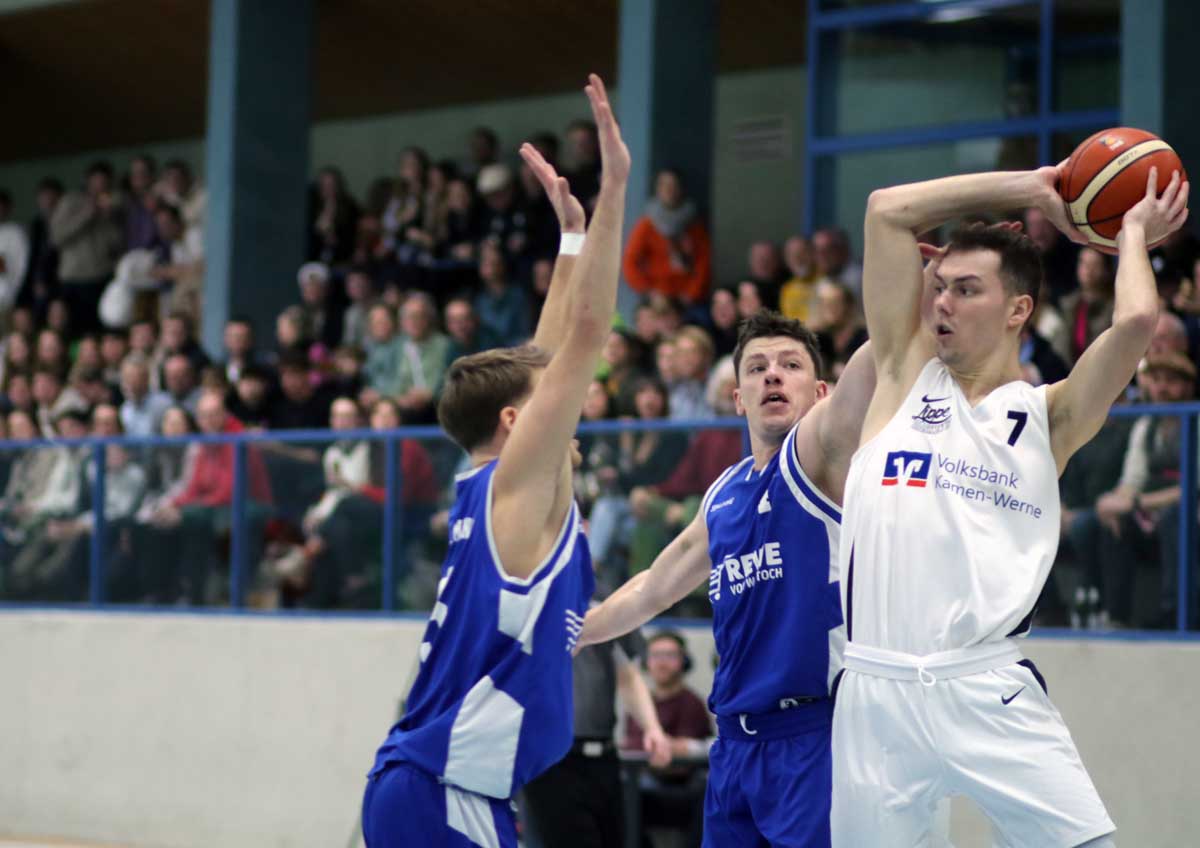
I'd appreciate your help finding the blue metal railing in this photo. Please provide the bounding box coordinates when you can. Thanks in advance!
[0,408,1195,635]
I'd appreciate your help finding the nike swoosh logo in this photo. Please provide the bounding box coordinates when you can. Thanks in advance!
[921,394,949,404]
[1001,687,1026,705]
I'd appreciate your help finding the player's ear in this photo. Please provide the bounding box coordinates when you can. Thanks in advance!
[732,386,746,417]
[1009,293,1034,330]
[499,405,519,435]
[814,380,829,400]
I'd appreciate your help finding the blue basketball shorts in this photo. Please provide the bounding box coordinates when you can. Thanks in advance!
[362,760,518,848]
[703,701,833,847]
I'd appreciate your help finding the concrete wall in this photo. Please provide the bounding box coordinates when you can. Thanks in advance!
[1,610,1196,847]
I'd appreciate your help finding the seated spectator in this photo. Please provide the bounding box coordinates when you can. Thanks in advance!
[745,240,787,309]
[226,365,273,430]
[444,297,499,361]
[122,155,158,252]
[706,287,739,358]
[99,328,128,386]
[474,240,531,347]
[155,160,207,245]
[1032,282,1070,366]
[587,377,688,580]
[736,280,765,322]
[162,353,202,415]
[394,292,451,423]
[1018,323,1070,387]
[327,345,367,402]
[46,297,73,341]
[32,366,85,436]
[131,405,198,601]
[666,326,715,422]
[574,380,620,521]
[1149,310,1189,358]
[811,281,868,381]
[218,316,271,386]
[563,118,601,205]
[308,166,359,265]
[296,261,340,349]
[70,366,117,409]
[292,397,437,609]
[0,330,33,387]
[49,161,123,334]
[0,409,58,560]
[1092,353,1198,627]
[0,188,29,330]
[623,169,711,305]
[35,327,69,376]
[362,302,403,403]
[622,631,713,848]
[2,372,34,415]
[341,268,374,350]
[477,165,529,271]
[437,178,481,264]
[779,235,819,322]
[274,305,314,363]
[463,126,499,181]
[812,227,864,302]
[269,352,335,430]
[146,203,204,323]
[4,407,90,600]
[1058,248,1114,364]
[158,311,211,378]
[119,353,172,437]
[40,403,147,601]
[142,389,272,605]
[21,177,63,321]
[597,327,645,415]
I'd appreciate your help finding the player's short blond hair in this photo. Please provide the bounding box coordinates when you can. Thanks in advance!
[437,345,552,452]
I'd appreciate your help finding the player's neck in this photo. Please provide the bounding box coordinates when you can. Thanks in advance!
[945,351,1024,406]
[468,448,499,468]
[748,433,785,470]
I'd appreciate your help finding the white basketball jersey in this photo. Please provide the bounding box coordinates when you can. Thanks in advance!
[840,358,1061,655]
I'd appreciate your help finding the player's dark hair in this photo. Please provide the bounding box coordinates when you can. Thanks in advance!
[438,345,552,452]
[732,310,824,383]
[944,223,1043,319]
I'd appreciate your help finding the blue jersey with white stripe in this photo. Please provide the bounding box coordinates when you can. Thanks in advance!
[370,460,594,799]
[704,424,844,717]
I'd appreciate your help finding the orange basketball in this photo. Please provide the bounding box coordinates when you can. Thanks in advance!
[1058,127,1187,254]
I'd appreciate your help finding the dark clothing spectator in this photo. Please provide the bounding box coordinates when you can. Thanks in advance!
[268,382,336,431]
[475,284,530,348]
[49,191,123,334]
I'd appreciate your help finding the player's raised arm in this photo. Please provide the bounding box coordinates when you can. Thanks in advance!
[522,143,586,355]
[1047,167,1189,470]
[863,169,1079,379]
[798,340,876,503]
[578,512,711,648]
[491,75,629,580]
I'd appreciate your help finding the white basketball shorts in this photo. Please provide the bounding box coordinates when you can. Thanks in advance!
[831,642,1115,848]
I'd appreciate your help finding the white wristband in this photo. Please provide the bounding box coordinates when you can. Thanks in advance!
[559,232,585,256]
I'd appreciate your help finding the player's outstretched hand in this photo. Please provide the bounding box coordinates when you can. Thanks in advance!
[1035,163,1089,245]
[584,74,631,186]
[1122,166,1190,248]
[644,725,673,769]
[519,143,585,235]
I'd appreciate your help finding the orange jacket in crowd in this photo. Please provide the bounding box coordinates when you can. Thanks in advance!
[173,415,274,508]
[622,216,712,305]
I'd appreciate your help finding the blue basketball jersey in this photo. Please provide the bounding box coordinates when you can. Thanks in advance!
[704,424,844,717]
[370,460,595,799]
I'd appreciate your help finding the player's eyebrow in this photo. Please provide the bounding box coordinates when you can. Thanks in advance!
[932,272,982,284]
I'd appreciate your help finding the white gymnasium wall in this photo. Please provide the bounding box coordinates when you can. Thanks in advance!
[0,611,1196,847]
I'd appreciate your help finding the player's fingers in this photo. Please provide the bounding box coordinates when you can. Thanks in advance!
[1145,166,1159,201]
[1169,180,1190,219]
[1159,170,1182,209]
[589,73,609,106]
[1170,206,1189,233]
[917,242,944,260]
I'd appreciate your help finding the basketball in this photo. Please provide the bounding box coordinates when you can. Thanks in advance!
[1059,127,1188,254]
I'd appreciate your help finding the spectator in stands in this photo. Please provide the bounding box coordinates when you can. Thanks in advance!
[383,147,430,278]
[274,305,312,364]
[119,353,172,437]
[464,127,499,180]
[477,164,530,270]
[598,327,645,415]
[707,287,739,358]
[746,240,787,309]
[226,363,272,430]
[1093,353,1197,627]
[587,377,688,577]
[159,312,210,377]
[1148,310,1189,358]
[0,409,55,567]
[474,239,530,347]
[362,302,403,403]
[667,326,715,421]
[296,261,339,350]
[736,280,765,321]
[149,203,205,322]
[218,317,268,386]
[2,372,33,415]
[811,280,868,381]
[21,177,63,320]
[622,169,711,306]
[35,327,68,376]
[439,177,481,264]
[4,407,89,600]
[779,235,818,323]
[162,353,202,415]
[341,268,374,350]
[268,352,335,430]
[0,189,29,331]
[308,166,359,265]
[156,160,206,241]
[0,330,32,387]
[812,227,864,301]
[1058,248,1114,364]
[129,317,157,358]
[32,366,82,436]
[99,328,128,386]
[131,405,197,601]
[70,366,116,410]
[392,292,450,423]
[622,631,713,848]
[563,118,601,203]
[517,151,560,263]
[574,379,619,522]
[45,297,72,342]
[50,162,123,333]
[327,345,367,403]
[123,155,159,252]
[444,297,498,361]
[1024,206,1079,304]
[146,389,272,605]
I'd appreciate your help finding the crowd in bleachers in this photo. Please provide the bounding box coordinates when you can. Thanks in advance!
[1,124,1199,627]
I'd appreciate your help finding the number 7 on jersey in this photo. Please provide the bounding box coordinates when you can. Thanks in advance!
[1005,410,1027,446]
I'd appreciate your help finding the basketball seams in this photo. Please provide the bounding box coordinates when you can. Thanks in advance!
[1061,129,1113,202]
[1067,139,1173,229]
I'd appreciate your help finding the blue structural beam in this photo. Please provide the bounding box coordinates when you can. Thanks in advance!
[202,0,314,357]
[616,0,716,319]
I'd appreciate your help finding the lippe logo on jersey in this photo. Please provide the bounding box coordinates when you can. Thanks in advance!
[708,541,785,603]
[911,394,952,434]
[881,450,932,488]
